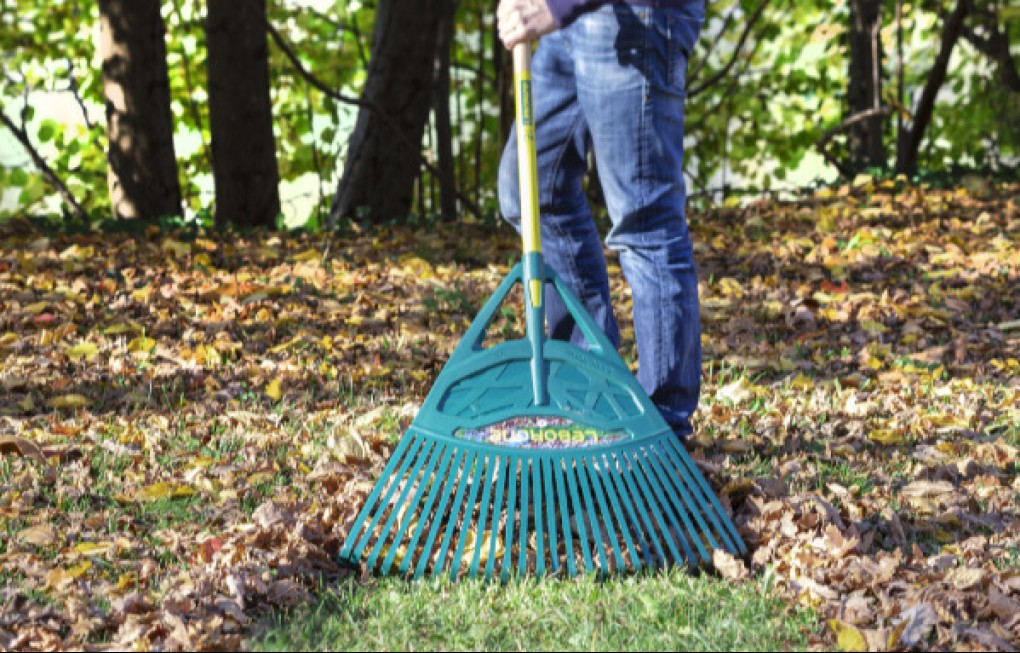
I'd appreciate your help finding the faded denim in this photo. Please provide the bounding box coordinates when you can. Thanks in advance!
[498,2,705,436]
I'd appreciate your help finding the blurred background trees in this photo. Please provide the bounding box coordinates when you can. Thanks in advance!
[0,0,1017,230]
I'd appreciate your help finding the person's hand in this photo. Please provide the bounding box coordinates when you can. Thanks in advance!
[496,0,557,50]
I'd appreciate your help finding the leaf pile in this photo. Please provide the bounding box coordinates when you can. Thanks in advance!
[0,180,1018,651]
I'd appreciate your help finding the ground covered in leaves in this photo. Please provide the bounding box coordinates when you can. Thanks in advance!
[0,180,1018,651]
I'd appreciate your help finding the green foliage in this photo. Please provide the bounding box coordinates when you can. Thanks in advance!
[0,0,1017,226]
[0,0,107,220]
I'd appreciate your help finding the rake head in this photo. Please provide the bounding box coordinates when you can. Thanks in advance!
[338,263,746,580]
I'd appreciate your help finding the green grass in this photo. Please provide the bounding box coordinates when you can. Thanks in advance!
[252,570,813,652]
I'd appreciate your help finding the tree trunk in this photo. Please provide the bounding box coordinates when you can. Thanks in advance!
[206,0,280,229]
[847,0,886,173]
[98,0,181,221]
[895,0,972,175]
[433,0,458,221]
[329,0,445,225]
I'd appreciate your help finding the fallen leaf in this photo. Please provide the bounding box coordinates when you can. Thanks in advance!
[712,549,748,581]
[127,336,157,353]
[0,435,50,468]
[716,377,759,405]
[829,619,868,652]
[132,482,197,502]
[18,524,57,547]
[889,603,938,649]
[48,394,92,409]
[900,480,955,498]
[65,342,99,360]
[265,378,283,401]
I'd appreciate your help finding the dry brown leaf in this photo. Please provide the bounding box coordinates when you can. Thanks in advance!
[889,603,939,650]
[712,549,749,581]
[17,524,56,547]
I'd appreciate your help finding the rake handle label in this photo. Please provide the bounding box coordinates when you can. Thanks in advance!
[454,418,629,449]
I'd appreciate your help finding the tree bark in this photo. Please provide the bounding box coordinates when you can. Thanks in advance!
[433,0,458,221]
[329,0,445,225]
[206,0,281,229]
[847,0,886,173]
[98,0,182,221]
[895,0,972,175]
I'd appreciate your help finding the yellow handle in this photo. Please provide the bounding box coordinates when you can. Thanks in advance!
[513,42,543,307]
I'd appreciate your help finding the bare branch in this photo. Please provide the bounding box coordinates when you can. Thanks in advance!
[895,0,972,173]
[815,106,893,178]
[169,0,212,169]
[266,22,485,223]
[688,0,740,85]
[0,105,89,220]
[687,0,769,99]
[65,58,96,131]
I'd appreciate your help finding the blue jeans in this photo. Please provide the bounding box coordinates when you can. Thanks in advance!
[498,2,705,436]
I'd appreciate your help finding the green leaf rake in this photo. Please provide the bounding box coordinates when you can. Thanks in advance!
[338,43,746,580]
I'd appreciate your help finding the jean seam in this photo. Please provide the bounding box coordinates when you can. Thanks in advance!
[542,109,587,295]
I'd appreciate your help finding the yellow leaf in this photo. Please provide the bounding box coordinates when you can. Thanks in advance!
[25,301,49,314]
[790,373,814,391]
[66,342,99,360]
[864,356,884,371]
[115,572,138,592]
[851,173,873,189]
[265,378,283,401]
[460,529,504,567]
[18,396,35,412]
[860,319,888,335]
[161,239,191,257]
[74,541,113,556]
[102,323,135,336]
[829,619,868,652]
[716,277,744,298]
[193,252,213,267]
[269,334,304,354]
[0,332,19,346]
[292,248,321,262]
[868,429,906,445]
[49,394,92,409]
[58,244,94,260]
[134,482,196,502]
[128,336,156,353]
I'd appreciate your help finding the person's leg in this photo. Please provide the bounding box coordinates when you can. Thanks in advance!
[498,31,620,348]
[569,3,705,436]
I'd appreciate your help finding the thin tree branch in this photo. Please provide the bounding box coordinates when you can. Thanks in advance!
[65,58,96,131]
[895,0,972,173]
[169,0,213,170]
[687,0,769,99]
[0,105,89,220]
[815,107,893,178]
[266,21,485,223]
[687,0,739,85]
